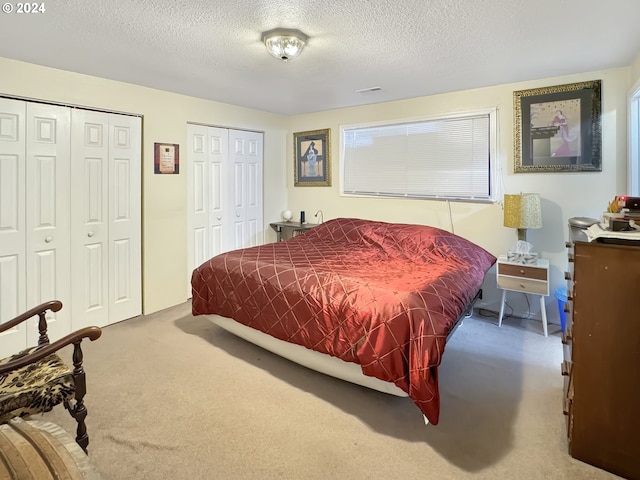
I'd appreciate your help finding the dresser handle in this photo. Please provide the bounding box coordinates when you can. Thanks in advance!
[568,254,574,263]
[565,241,572,248]
[562,328,572,344]
[564,271,571,280]
[561,360,572,376]
[562,397,572,415]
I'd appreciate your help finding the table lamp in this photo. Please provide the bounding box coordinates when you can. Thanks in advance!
[503,193,542,242]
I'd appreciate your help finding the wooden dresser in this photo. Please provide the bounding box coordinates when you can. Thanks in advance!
[563,237,640,479]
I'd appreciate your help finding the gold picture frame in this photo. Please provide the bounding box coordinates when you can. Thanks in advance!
[514,80,601,173]
[294,128,331,186]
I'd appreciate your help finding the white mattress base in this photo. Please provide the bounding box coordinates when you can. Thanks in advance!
[207,314,408,397]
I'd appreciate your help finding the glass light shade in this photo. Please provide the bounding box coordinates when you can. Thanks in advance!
[282,210,293,221]
[262,28,308,62]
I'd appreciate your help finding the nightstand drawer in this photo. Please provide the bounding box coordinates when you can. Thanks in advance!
[497,263,548,280]
[497,275,548,295]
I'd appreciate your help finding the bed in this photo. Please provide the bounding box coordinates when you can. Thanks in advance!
[191,218,496,424]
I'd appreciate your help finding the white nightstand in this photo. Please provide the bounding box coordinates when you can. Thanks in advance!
[496,255,550,336]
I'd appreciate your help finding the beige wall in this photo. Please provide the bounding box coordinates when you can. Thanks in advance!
[631,52,640,86]
[0,57,288,315]
[1,56,634,323]
[285,67,632,318]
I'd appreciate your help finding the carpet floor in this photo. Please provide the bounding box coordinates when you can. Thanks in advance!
[46,301,622,479]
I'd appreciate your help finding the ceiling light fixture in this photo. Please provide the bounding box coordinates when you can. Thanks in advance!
[262,28,308,63]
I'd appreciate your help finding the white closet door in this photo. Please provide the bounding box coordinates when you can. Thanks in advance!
[230,130,263,249]
[0,99,27,353]
[71,110,142,329]
[207,128,228,254]
[70,110,110,329]
[25,103,71,342]
[186,124,227,296]
[107,113,141,323]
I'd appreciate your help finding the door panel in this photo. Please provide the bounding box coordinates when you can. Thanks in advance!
[186,125,227,296]
[208,132,226,238]
[107,114,141,323]
[0,99,26,355]
[187,124,209,296]
[229,130,263,248]
[25,103,71,343]
[71,110,109,329]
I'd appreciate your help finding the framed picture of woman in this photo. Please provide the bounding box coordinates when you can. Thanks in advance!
[294,129,331,186]
[513,80,601,173]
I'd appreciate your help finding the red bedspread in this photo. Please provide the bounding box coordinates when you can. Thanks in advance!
[191,218,496,424]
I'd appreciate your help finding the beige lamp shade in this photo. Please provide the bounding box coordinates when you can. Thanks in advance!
[504,193,542,241]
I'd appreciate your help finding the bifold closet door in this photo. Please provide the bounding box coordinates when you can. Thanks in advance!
[229,129,263,250]
[25,103,72,342]
[187,124,228,290]
[0,99,71,353]
[71,110,141,330]
[0,99,27,352]
[186,125,263,296]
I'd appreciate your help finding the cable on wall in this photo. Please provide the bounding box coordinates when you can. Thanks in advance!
[447,199,455,234]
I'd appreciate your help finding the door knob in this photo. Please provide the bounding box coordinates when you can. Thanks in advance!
[44,236,52,243]
[217,216,222,220]
[236,214,240,217]
[88,231,95,237]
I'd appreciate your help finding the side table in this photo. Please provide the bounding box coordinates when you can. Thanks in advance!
[496,255,550,336]
[269,221,315,242]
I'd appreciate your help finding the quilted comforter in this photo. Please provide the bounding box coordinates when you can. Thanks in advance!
[191,218,496,424]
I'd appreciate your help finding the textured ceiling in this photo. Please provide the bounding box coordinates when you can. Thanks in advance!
[0,0,639,115]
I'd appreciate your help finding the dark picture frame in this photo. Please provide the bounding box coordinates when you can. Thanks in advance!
[154,142,179,174]
[294,129,331,186]
[514,80,601,173]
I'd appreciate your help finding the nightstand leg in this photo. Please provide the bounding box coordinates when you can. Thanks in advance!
[498,289,507,327]
[539,295,548,337]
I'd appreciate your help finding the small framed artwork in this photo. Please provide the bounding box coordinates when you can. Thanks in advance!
[294,129,331,186]
[514,80,601,173]
[154,143,180,174]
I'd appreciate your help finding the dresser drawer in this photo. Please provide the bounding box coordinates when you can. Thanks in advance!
[497,263,548,280]
[497,275,548,295]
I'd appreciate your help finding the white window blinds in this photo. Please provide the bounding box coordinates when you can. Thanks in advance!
[341,110,496,201]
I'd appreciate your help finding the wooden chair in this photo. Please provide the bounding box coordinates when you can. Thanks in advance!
[0,300,102,453]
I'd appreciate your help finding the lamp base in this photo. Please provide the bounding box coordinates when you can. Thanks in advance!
[517,228,528,242]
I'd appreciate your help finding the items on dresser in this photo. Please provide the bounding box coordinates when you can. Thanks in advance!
[562,237,640,480]
[568,217,599,242]
[496,255,549,336]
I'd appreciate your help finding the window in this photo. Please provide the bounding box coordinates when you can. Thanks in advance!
[341,109,498,201]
